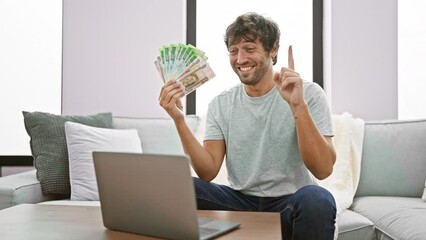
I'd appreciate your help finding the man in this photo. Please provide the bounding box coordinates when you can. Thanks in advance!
[159,12,336,239]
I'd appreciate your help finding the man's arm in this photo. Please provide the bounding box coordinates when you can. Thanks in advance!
[159,80,225,181]
[173,117,225,181]
[292,104,336,180]
[274,46,336,180]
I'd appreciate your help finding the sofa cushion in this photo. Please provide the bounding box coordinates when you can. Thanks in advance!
[355,119,426,198]
[336,209,375,240]
[39,200,100,206]
[23,111,113,196]
[0,170,62,210]
[64,122,142,201]
[352,196,426,240]
[112,115,200,155]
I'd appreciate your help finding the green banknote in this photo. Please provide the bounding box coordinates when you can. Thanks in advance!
[154,43,215,95]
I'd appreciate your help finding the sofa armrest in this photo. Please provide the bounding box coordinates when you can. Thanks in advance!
[0,170,63,210]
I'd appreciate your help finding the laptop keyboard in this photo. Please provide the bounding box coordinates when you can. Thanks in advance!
[200,227,219,236]
[198,218,220,237]
[198,218,215,225]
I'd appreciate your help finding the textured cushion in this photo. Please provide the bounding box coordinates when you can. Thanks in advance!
[356,119,426,197]
[352,196,426,240]
[23,111,113,196]
[65,122,142,201]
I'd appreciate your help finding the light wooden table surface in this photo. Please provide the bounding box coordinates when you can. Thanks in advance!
[0,204,281,239]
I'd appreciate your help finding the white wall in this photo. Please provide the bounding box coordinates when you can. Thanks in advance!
[62,0,186,118]
[324,0,398,121]
[62,0,400,121]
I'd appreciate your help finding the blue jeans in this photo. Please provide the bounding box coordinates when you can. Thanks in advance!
[194,177,336,240]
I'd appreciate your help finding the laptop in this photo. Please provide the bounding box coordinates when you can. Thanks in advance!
[92,151,240,240]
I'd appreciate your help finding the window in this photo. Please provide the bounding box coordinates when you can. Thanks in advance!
[0,0,62,155]
[398,0,426,120]
[195,0,313,116]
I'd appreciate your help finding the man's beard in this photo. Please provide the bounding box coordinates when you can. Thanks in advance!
[237,60,270,86]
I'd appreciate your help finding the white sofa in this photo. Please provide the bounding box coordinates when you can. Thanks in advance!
[1,114,426,240]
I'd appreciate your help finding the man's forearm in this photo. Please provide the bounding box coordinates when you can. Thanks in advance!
[173,118,221,181]
[293,104,336,180]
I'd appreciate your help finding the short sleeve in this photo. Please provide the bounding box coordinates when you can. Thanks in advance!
[304,82,334,136]
[204,99,225,141]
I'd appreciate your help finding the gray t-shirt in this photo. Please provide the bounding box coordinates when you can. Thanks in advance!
[204,81,333,197]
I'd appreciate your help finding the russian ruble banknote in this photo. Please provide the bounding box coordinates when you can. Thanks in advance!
[154,43,215,95]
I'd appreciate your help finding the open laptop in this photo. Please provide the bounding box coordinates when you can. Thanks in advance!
[92,151,240,240]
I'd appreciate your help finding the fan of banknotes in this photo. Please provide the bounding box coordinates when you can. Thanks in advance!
[154,43,216,95]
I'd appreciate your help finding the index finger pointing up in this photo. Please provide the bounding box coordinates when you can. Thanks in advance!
[288,45,295,70]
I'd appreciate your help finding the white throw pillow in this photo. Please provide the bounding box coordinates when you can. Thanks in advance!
[422,180,426,202]
[316,113,365,214]
[64,121,143,201]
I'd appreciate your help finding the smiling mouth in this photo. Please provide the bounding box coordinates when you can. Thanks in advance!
[239,66,254,72]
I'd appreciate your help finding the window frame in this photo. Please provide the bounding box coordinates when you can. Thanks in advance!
[185,0,323,115]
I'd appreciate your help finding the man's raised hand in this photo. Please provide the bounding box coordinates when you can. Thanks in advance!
[274,45,305,109]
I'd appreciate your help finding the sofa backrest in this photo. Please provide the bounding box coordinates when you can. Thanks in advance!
[355,119,426,198]
[112,115,200,156]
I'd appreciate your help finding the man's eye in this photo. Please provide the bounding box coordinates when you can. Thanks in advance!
[229,50,237,56]
[245,48,255,53]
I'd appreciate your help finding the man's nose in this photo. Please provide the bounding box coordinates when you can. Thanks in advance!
[237,51,248,64]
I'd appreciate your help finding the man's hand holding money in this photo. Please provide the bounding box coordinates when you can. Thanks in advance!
[159,80,185,121]
[155,43,216,96]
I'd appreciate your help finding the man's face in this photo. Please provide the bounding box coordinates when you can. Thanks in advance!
[228,38,273,86]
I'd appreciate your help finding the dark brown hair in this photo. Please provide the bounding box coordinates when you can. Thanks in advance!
[224,12,280,65]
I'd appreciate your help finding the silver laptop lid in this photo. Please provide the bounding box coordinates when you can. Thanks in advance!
[93,152,200,240]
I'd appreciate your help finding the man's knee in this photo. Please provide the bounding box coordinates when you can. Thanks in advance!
[193,177,214,196]
[295,185,336,215]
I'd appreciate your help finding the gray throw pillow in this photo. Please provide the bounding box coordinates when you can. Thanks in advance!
[22,111,113,196]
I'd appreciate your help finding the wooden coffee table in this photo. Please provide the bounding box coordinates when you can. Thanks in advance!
[0,204,281,239]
